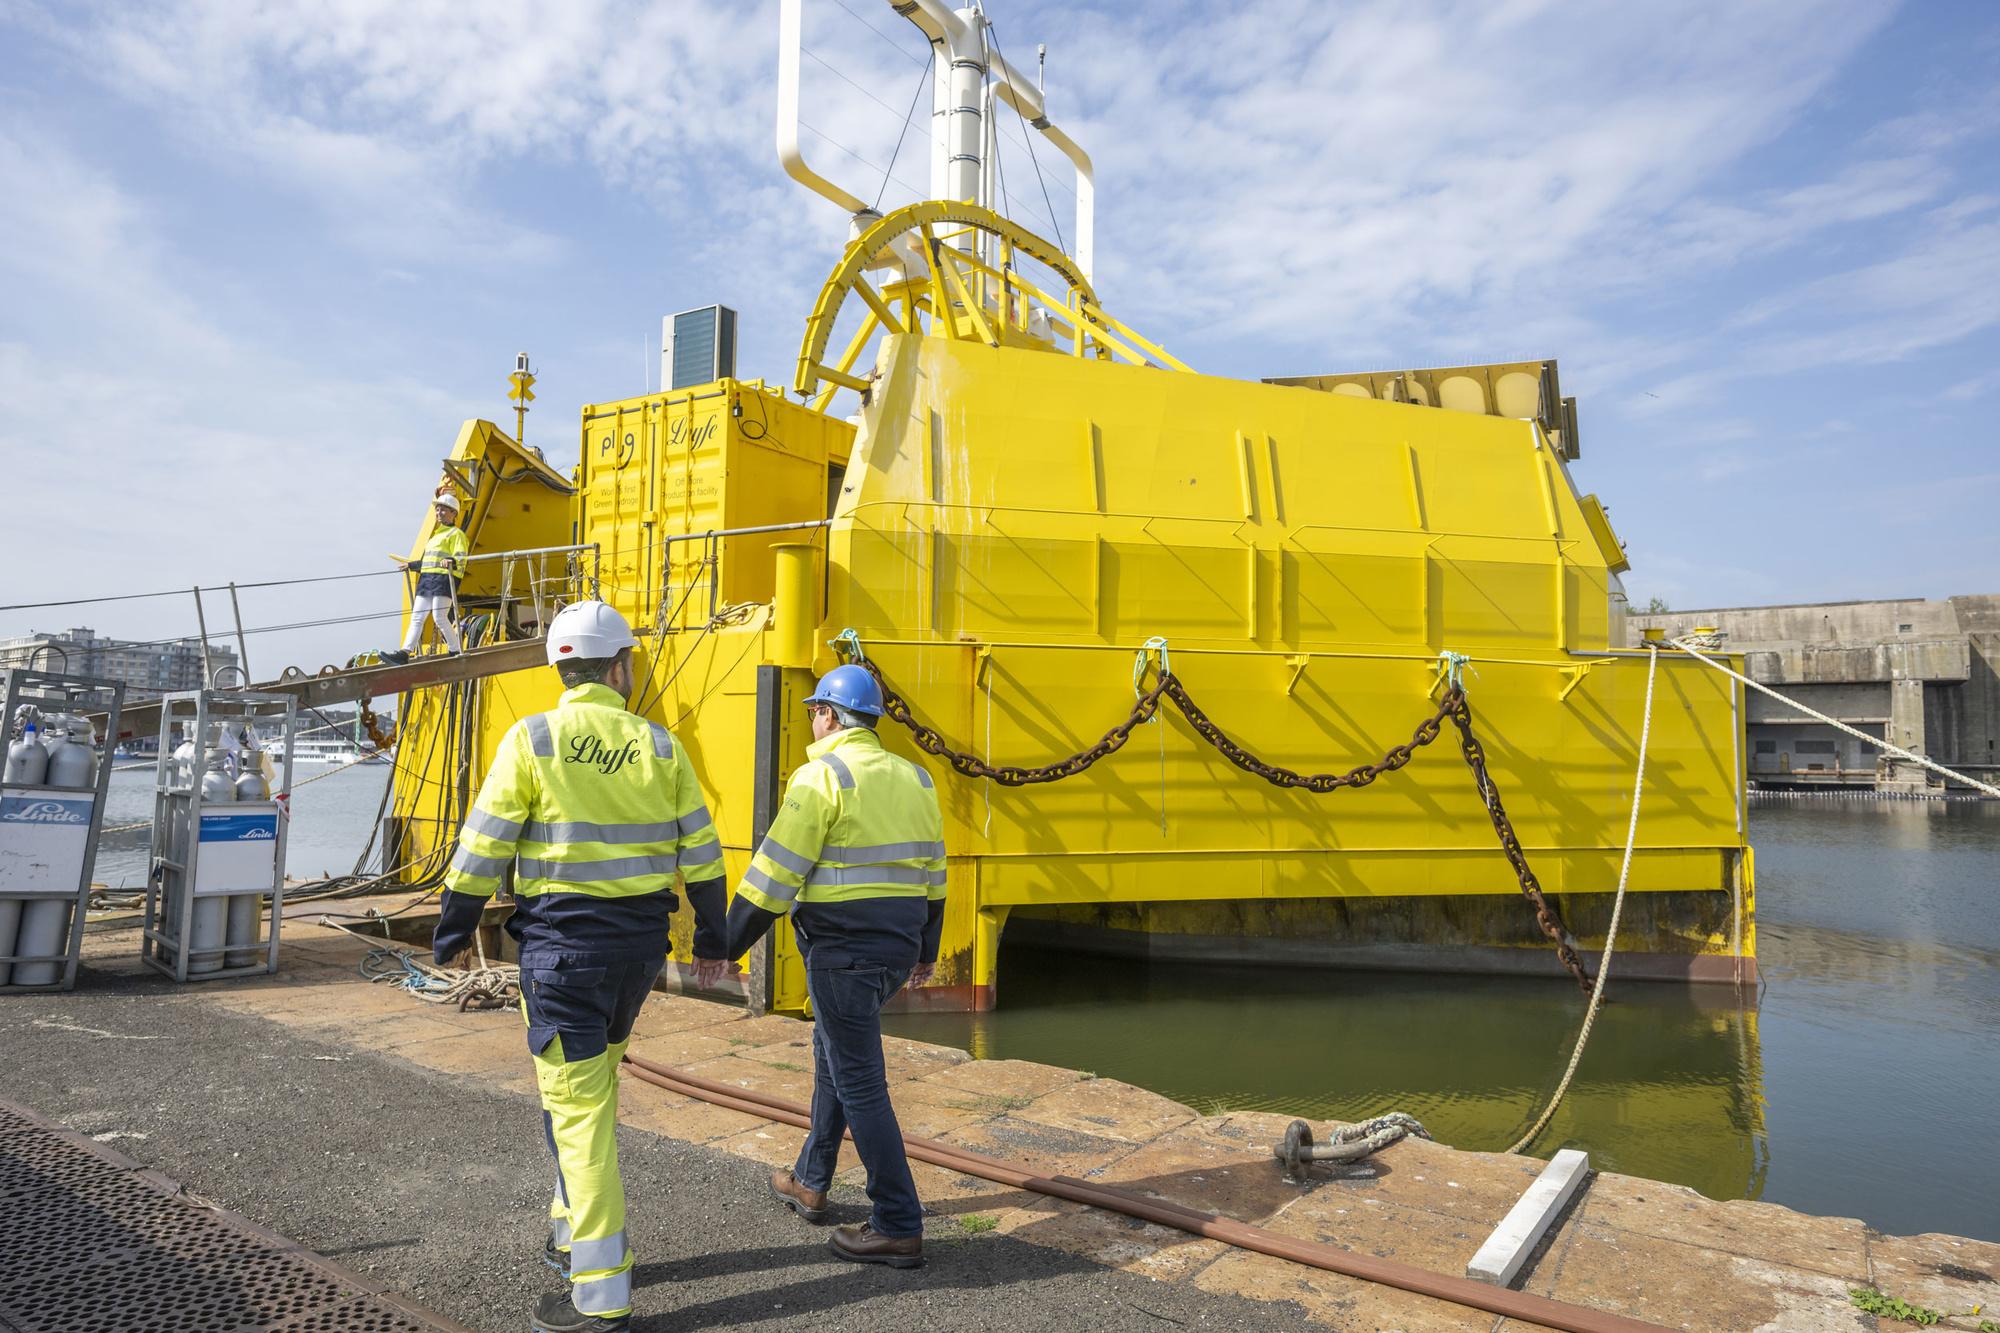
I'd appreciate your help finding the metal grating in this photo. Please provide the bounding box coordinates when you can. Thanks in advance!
[0,1099,468,1333]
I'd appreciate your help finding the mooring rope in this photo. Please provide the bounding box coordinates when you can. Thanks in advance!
[1506,642,1659,1155]
[1670,637,2000,797]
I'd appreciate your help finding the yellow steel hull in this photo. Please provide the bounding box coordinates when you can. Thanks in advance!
[390,329,1753,1013]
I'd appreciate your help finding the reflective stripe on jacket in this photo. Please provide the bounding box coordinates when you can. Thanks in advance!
[738,727,945,915]
[441,683,723,957]
[419,525,470,580]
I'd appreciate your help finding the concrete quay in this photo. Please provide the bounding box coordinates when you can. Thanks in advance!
[9,916,1999,1332]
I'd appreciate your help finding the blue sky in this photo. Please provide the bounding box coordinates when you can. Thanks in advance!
[2,0,1996,677]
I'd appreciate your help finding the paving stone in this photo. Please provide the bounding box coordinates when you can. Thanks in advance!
[920,1057,1084,1103]
[615,1088,766,1144]
[1088,1115,1303,1227]
[624,992,748,1037]
[1530,1220,1871,1331]
[622,1029,741,1067]
[1865,1229,2000,1318]
[1266,1191,1492,1274]
[390,1028,539,1095]
[1581,1171,1871,1281]
[879,1034,972,1079]
[1001,1196,1229,1282]
[1012,1076,1198,1145]
[940,1115,1142,1180]
[1193,1248,1493,1332]
[707,1123,854,1177]
[705,1012,812,1048]
[678,1054,817,1106]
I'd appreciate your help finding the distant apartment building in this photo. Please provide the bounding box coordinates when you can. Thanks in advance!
[1626,596,2000,794]
[0,626,238,696]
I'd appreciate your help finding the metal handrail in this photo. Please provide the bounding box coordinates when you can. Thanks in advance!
[659,521,831,621]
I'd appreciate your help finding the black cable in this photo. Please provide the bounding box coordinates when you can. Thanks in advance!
[877,47,935,211]
[986,25,1065,253]
[0,567,401,614]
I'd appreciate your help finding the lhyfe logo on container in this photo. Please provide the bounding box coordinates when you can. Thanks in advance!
[0,797,90,826]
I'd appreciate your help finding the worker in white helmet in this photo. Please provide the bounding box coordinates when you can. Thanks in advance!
[433,599,726,1333]
[381,491,467,664]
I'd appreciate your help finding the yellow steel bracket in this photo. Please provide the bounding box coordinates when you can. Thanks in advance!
[829,628,867,663]
[1284,654,1310,697]
[1558,662,1595,702]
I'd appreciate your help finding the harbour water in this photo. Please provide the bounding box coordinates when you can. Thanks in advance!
[890,798,2000,1244]
[88,770,1999,1241]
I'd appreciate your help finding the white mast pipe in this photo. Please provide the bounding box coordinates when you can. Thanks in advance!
[890,0,1094,279]
[777,0,870,214]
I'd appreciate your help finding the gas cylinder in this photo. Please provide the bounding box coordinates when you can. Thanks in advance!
[45,718,96,789]
[169,734,196,788]
[5,723,48,785]
[233,749,269,801]
[199,752,237,803]
[12,899,73,986]
[0,898,19,986]
[188,895,226,975]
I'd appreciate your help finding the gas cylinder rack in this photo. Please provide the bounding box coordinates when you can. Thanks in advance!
[142,690,298,982]
[0,667,125,992]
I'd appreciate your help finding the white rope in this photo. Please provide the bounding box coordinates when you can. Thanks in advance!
[1671,638,2000,798]
[1507,643,1658,1155]
[323,918,520,1007]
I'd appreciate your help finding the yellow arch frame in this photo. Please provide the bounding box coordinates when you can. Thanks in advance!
[794,200,1190,410]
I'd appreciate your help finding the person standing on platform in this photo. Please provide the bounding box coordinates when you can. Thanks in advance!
[433,600,727,1332]
[712,663,947,1269]
[382,490,467,664]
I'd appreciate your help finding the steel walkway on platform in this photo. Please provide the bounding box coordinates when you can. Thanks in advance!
[0,1097,471,1333]
[104,637,550,743]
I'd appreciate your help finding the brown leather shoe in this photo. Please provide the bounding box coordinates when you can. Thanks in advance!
[769,1169,829,1224]
[828,1223,924,1269]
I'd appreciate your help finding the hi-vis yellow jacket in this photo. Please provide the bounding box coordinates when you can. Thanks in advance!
[418,525,469,580]
[439,682,723,965]
[725,726,946,969]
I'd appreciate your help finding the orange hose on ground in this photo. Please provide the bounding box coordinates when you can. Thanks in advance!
[621,1053,1664,1333]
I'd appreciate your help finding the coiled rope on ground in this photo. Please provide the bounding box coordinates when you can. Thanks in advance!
[333,921,519,1011]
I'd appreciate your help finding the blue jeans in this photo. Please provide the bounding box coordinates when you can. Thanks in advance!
[795,963,922,1238]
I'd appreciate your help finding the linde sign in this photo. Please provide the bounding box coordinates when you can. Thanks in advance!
[0,797,91,826]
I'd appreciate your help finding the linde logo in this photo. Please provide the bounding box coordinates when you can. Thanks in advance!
[1,800,88,826]
[565,735,643,777]
[238,826,275,841]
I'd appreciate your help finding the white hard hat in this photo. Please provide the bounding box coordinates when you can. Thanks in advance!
[546,600,636,665]
[432,492,461,513]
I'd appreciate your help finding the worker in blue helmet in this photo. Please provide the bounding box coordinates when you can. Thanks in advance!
[697,662,946,1268]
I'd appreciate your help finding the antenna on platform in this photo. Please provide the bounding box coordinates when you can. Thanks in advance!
[775,0,1095,278]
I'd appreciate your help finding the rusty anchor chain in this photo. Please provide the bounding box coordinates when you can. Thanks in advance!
[845,643,1592,992]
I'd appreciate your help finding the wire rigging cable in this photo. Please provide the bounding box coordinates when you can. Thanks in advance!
[985,24,1067,254]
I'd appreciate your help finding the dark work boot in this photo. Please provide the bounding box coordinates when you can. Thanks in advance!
[543,1230,570,1278]
[379,649,412,665]
[769,1168,829,1224]
[530,1290,628,1332]
[829,1223,924,1269]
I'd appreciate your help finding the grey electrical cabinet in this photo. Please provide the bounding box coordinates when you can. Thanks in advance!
[663,305,737,390]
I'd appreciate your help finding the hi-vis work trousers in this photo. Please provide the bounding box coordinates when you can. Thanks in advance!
[522,956,661,1319]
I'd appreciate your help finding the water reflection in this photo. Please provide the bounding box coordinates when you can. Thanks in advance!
[888,799,2000,1240]
[891,952,1771,1205]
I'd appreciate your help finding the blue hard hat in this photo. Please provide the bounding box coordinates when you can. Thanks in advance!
[805,664,884,718]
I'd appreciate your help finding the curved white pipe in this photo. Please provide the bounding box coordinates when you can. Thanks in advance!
[777,0,869,214]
